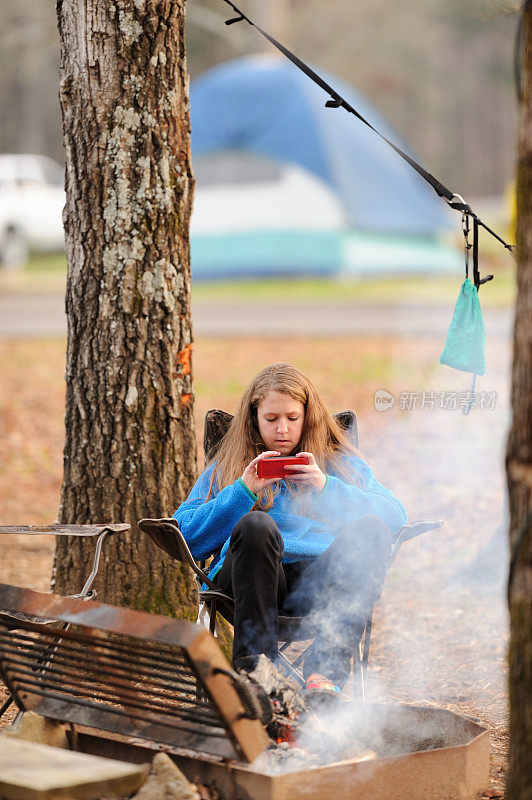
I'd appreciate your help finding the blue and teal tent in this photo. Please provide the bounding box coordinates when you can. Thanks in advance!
[190,55,460,279]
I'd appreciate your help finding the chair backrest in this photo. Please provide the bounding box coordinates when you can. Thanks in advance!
[0,583,268,763]
[203,408,358,461]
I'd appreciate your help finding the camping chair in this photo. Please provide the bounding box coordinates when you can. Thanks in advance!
[0,523,130,719]
[140,409,441,698]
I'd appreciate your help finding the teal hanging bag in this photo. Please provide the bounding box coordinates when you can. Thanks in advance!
[439,214,492,413]
[440,277,486,375]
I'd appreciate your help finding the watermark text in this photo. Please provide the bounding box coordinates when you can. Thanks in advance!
[374,389,497,412]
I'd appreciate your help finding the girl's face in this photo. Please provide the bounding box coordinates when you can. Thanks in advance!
[256,390,305,454]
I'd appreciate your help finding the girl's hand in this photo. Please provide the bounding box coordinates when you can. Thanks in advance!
[284,452,327,492]
[241,451,282,495]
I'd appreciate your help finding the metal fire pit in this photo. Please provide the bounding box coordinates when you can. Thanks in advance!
[0,585,489,799]
[77,703,489,800]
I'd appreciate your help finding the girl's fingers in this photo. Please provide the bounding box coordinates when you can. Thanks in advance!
[253,451,281,463]
[245,451,281,471]
[296,451,316,464]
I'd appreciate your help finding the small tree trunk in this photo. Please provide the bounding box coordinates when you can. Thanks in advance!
[54,0,198,618]
[506,4,532,798]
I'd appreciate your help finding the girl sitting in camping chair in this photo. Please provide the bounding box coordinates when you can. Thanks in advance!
[173,362,407,698]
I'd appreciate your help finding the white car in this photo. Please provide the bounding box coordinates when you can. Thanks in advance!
[0,154,66,270]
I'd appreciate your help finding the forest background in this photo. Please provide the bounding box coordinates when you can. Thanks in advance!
[0,0,521,198]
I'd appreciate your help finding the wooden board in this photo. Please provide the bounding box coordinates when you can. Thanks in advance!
[0,737,148,800]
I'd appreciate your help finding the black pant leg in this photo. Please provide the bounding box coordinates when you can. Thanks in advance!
[215,510,286,671]
[282,515,391,686]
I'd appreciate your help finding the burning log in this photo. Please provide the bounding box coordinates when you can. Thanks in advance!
[247,655,306,722]
[245,656,377,773]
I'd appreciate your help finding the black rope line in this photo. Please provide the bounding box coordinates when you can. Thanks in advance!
[220,0,515,257]
[459,206,493,291]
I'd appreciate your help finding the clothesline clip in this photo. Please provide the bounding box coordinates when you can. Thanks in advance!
[448,193,472,214]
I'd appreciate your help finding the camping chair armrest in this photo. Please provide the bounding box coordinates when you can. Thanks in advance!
[394,519,443,543]
[199,590,234,606]
[390,519,443,564]
[199,590,235,627]
[139,518,216,589]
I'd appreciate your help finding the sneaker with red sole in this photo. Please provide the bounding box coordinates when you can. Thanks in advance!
[303,673,345,704]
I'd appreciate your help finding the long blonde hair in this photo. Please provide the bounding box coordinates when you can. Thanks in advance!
[206,362,363,510]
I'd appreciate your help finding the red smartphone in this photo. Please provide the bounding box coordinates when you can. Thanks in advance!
[256,455,309,480]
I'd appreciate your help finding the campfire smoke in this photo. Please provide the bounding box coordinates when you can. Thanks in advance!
[247,657,377,774]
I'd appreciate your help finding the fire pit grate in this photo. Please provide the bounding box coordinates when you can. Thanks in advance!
[0,584,268,763]
[0,625,227,736]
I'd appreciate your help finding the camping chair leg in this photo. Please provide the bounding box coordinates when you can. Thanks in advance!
[290,646,309,670]
[353,610,374,701]
[209,600,217,637]
[276,640,306,685]
[362,612,373,684]
[276,649,305,685]
[357,641,366,701]
[193,601,218,702]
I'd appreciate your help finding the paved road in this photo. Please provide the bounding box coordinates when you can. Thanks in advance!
[0,291,513,339]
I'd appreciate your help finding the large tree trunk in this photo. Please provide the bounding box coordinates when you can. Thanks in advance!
[506,3,532,798]
[53,0,198,619]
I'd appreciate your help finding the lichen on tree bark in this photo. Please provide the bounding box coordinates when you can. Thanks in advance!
[53,0,199,619]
